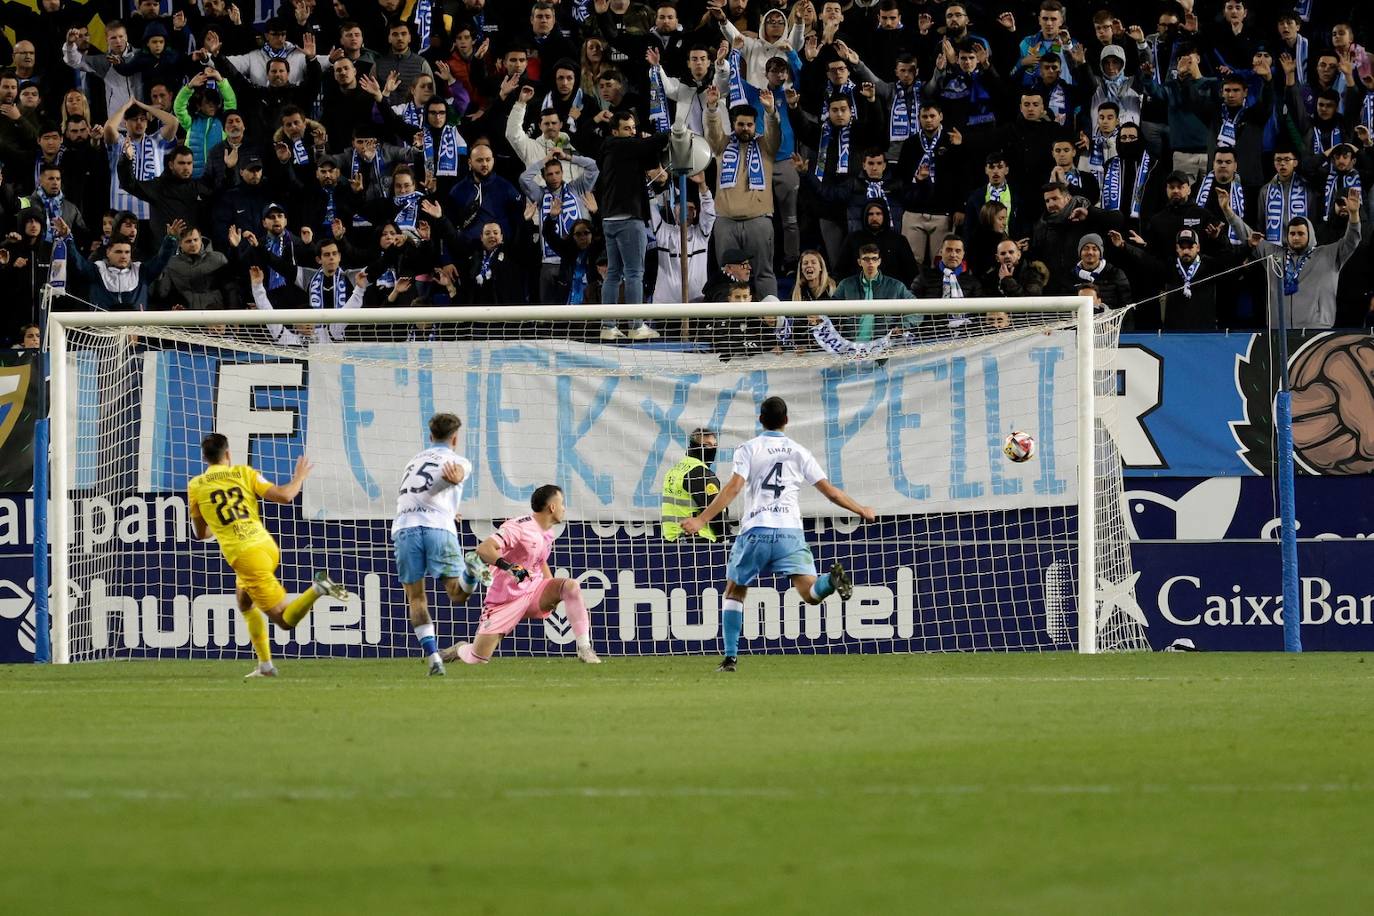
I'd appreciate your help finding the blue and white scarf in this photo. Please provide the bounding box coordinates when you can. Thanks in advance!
[475,249,499,286]
[1089,129,1114,174]
[1177,257,1201,298]
[35,147,63,188]
[889,83,918,142]
[1294,0,1313,20]
[415,0,433,52]
[398,101,423,128]
[543,88,584,133]
[648,64,671,133]
[36,189,63,241]
[727,48,748,108]
[393,192,424,232]
[917,128,941,181]
[263,42,293,62]
[1129,149,1153,220]
[351,149,384,188]
[264,231,291,290]
[1195,173,1245,242]
[568,252,589,304]
[941,264,965,298]
[572,0,591,23]
[540,184,581,258]
[1312,123,1341,158]
[291,137,310,165]
[1046,83,1067,125]
[322,186,336,232]
[1265,178,1308,242]
[720,135,766,190]
[1101,158,1123,211]
[1286,35,1309,82]
[823,79,858,122]
[1362,91,1374,132]
[865,179,891,219]
[1324,168,1361,217]
[133,134,160,181]
[423,125,465,177]
[1282,249,1312,295]
[1217,106,1241,148]
[815,122,850,181]
[309,268,348,311]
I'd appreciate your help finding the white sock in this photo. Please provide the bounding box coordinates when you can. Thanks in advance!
[414,623,436,641]
[576,634,591,650]
[259,661,273,672]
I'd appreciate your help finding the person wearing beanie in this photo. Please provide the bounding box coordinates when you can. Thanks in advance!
[1066,231,1132,312]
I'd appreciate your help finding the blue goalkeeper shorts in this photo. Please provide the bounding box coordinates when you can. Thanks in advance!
[393,527,463,584]
[726,527,817,586]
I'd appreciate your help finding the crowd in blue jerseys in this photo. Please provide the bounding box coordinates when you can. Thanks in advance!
[4,0,1374,350]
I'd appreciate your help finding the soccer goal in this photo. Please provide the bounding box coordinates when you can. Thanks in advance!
[43,296,1148,663]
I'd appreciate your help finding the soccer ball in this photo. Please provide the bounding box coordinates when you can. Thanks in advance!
[1003,431,1036,463]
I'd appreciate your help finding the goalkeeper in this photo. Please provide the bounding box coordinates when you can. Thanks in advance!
[187,434,348,679]
[661,427,726,542]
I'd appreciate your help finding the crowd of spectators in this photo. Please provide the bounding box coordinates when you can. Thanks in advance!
[3,0,1374,349]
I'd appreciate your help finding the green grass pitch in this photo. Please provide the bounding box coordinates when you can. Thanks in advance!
[2,653,1370,915]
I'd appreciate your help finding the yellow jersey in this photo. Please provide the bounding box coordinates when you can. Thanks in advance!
[187,464,276,565]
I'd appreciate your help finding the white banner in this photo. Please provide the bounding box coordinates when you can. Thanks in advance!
[302,334,1080,521]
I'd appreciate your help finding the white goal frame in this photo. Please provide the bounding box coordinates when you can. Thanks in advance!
[46,296,1099,663]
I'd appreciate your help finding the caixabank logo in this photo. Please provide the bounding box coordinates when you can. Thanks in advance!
[1232,332,1374,475]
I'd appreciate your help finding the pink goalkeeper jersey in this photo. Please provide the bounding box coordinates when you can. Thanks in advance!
[484,515,557,605]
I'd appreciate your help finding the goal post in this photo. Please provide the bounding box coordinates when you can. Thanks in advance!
[46,295,1145,663]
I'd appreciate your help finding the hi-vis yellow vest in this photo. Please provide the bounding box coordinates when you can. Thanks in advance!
[661,456,717,541]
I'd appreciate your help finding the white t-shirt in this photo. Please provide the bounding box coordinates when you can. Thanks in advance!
[731,431,826,532]
[391,445,472,537]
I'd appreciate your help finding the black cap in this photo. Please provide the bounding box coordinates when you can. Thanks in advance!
[1166,170,1193,185]
[240,155,264,170]
[721,247,751,264]
[262,202,287,218]
[1176,228,1200,246]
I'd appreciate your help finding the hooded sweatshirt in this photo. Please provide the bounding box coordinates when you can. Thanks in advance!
[1225,211,1362,329]
[723,12,803,88]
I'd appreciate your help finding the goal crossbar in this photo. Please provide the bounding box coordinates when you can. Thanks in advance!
[46,296,1094,330]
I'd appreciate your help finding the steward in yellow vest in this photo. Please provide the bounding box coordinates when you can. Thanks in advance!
[661,427,724,541]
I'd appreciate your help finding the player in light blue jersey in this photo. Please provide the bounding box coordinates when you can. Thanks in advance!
[682,396,876,671]
[393,412,486,676]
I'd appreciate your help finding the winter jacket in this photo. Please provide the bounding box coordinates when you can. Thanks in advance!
[155,248,232,310]
[64,234,176,311]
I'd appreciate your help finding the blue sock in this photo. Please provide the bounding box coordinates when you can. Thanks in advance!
[722,599,744,657]
[811,573,834,601]
[415,623,438,658]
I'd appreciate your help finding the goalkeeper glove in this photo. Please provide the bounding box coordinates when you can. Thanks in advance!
[495,558,529,582]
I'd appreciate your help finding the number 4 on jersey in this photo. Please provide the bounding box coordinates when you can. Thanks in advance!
[761,462,784,499]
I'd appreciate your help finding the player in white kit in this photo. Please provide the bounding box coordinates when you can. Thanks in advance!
[392,412,485,676]
[682,397,876,671]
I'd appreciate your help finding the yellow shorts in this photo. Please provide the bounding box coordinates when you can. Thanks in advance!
[231,541,286,612]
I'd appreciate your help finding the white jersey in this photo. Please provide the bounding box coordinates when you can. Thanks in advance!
[391,446,472,537]
[732,431,826,532]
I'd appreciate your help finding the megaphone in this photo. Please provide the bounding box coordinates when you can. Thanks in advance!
[664,124,713,176]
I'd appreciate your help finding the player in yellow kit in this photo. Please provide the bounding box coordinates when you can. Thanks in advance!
[187,433,348,679]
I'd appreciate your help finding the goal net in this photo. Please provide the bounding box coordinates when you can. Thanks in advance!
[47,299,1148,662]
